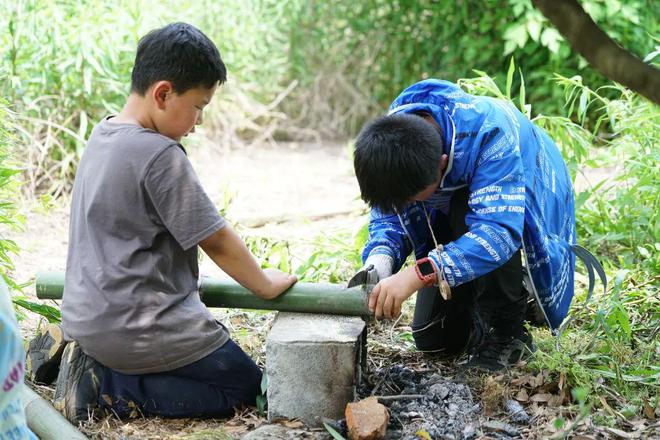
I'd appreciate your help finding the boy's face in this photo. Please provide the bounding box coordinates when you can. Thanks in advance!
[409,153,449,204]
[152,82,217,142]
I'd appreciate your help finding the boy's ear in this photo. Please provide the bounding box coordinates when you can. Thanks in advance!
[438,154,449,181]
[151,81,174,110]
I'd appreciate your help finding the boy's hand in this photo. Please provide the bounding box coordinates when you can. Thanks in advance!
[368,266,425,320]
[200,226,297,300]
[257,268,298,300]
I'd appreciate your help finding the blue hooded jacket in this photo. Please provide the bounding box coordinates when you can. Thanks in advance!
[362,79,576,330]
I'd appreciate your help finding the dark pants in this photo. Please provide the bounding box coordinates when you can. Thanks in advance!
[98,339,261,419]
[411,187,527,354]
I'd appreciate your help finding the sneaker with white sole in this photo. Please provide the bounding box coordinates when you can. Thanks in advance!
[26,322,67,384]
[52,341,103,423]
[464,330,535,372]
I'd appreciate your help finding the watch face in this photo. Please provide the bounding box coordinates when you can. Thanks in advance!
[419,260,435,276]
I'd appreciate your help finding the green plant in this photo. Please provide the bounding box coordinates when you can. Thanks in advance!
[3,1,656,196]
[0,97,22,290]
[554,75,659,276]
[243,219,369,284]
[256,370,268,415]
[284,0,658,136]
[0,93,57,321]
[458,58,593,177]
[0,0,297,196]
[459,65,658,417]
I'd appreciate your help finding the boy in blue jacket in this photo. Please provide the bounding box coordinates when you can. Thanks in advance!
[353,79,577,371]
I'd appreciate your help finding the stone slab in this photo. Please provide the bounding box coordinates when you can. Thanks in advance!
[266,312,366,427]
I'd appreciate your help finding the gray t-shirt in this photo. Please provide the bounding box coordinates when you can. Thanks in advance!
[62,117,229,375]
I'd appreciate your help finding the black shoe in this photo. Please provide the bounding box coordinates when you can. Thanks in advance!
[464,331,534,372]
[525,297,547,327]
[26,322,67,384]
[53,341,103,423]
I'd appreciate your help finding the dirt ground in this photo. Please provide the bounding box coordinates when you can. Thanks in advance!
[8,137,636,439]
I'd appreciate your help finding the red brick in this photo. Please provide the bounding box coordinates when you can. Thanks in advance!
[345,397,389,440]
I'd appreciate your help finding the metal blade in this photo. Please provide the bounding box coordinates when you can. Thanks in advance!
[347,264,373,288]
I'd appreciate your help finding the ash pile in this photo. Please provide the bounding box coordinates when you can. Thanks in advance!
[359,365,481,439]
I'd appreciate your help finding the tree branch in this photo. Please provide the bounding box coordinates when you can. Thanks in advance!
[532,0,660,104]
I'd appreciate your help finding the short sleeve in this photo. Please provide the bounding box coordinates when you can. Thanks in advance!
[143,145,226,250]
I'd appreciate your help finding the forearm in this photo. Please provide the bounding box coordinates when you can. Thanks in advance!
[199,226,276,299]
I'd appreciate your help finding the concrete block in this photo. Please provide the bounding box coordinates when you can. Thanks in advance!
[266,312,366,427]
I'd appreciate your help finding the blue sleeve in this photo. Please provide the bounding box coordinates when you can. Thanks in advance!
[361,207,413,273]
[0,282,38,440]
[429,121,525,287]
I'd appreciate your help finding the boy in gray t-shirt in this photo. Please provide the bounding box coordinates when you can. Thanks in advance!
[38,22,297,423]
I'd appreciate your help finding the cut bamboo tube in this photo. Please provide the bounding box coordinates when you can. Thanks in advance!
[21,385,88,440]
[36,272,370,316]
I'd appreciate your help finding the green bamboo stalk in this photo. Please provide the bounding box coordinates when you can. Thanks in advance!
[36,272,370,316]
[21,385,88,440]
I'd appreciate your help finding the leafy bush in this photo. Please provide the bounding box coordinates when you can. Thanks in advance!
[284,0,657,135]
[0,94,61,321]
[460,65,659,414]
[0,98,21,290]
[2,0,655,195]
[0,0,294,195]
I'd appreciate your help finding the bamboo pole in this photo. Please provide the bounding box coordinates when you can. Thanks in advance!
[21,385,88,440]
[36,272,370,316]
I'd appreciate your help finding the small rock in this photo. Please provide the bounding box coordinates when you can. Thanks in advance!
[481,420,520,437]
[462,423,477,439]
[242,425,299,440]
[345,397,389,440]
[505,399,530,424]
[400,411,422,419]
[429,383,450,400]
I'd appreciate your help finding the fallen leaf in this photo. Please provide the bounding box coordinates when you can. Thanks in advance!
[529,393,553,403]
[642,399,655,420]
[515,388,529,402]
[628,418,647,428]
[482,421,520,437]
[538,380,559,394]
[603,426,639,439]
[511,375,533,387]
[548,395,563,407]
[416,429,432,440]
[530,403,544,416]
[279,419,304,429]
[599,396,618,418]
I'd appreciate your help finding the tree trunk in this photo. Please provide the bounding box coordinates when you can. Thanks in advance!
[532,0,660,104]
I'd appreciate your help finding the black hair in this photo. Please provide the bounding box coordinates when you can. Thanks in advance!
[131,22,226,95]
[353,113,444,213]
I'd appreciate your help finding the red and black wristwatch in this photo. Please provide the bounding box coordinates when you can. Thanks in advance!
[415,257,452,300]
[414,257,438,287]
